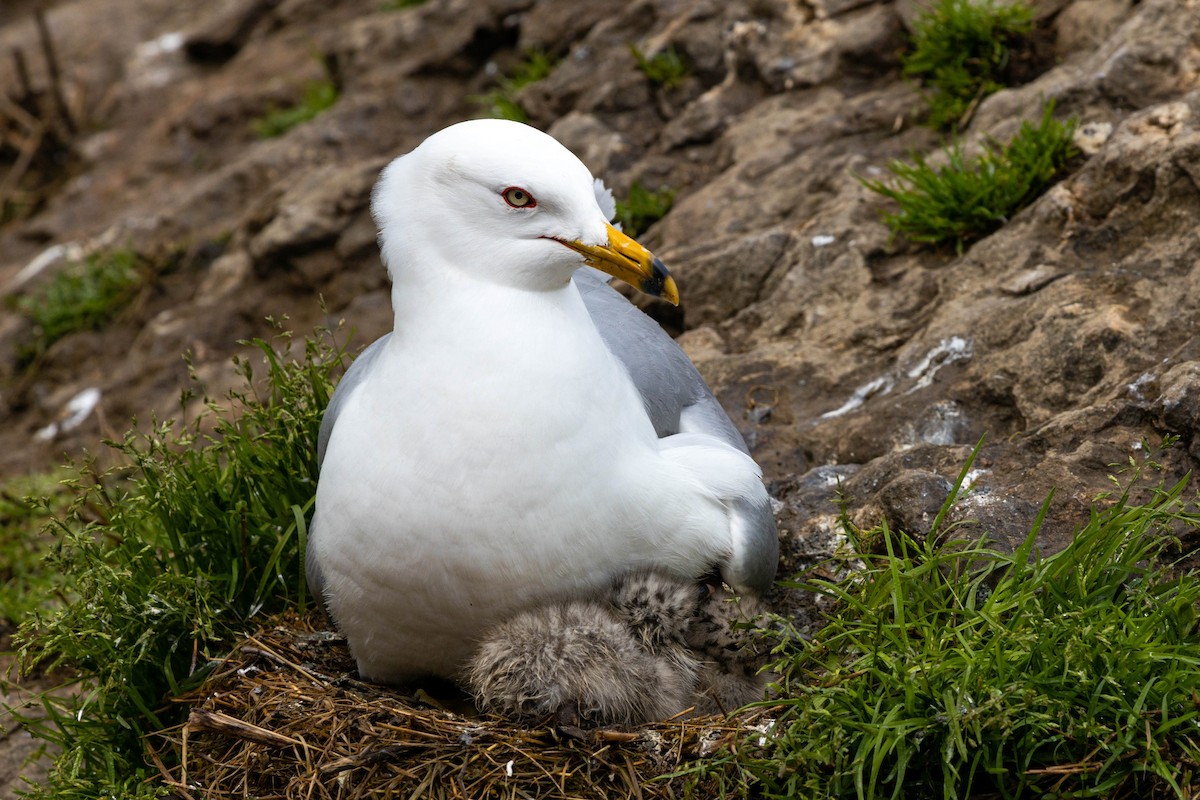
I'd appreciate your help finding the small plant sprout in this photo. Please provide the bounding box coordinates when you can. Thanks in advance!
[0,470,75,625]
[630,44,689,89]
[904,0,1035,129]
[614,182,677,238]
[251,72,340,138]
[860,102,1078,251]
[474,50,557,123]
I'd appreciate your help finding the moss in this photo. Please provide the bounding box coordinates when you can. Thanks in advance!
[15,249,145,362]
[474,50,557,123]
[631,45,689,89]
[251,78,339,138]
[615,182,677,238]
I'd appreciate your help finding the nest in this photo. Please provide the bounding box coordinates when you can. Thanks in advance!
[158,611,772,799]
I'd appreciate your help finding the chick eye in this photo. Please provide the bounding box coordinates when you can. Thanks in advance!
[502,187,536,208]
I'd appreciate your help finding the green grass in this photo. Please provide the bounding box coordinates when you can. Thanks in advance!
[251,78,339,138]
[9,319,1199,799]
[10,325,349,800]
[2,196,34,226]
[380,0,425,8]
[473,49,557,123]
[0,471,75,628]
[15,250,144,362]
[615,181,676,238]
[631,45,689,89]
[689,442,1200,799]
[904,0,1035,129]
[860,102,1077,251]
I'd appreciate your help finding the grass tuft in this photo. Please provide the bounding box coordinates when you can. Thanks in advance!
[15,249,145,362]
[631,45,689,89]
[860,102,1077,251]
[10,325,350,800]
[904,0,1035,129]
[380,0,426,9]
[251,78,339,138]
[0,471,75,628]
[474,50,557,123]
[615,181,676,238]
[691,442,1200,799]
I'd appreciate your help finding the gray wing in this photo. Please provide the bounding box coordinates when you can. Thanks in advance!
[308,333,392,602]
[574,268,778,594]
[316,333,392,469]
[574,269,749,455]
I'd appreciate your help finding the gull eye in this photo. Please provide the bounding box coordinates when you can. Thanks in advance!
[502,187,536,208]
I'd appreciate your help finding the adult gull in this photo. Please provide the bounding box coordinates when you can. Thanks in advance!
[308,119,777,684]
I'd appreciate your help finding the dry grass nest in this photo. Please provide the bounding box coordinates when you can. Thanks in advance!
[156,610,773,799]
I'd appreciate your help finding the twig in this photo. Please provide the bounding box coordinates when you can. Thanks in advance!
[34,3,75,136]
[593,729,641,743]
[623,752,644,800]
[145,738,197,800]
[1025,761,1102,776]
[319,743,427,775]
[187,708,306,749]
[0,91,40,133]
[12,48,33,99]
[239,639,326,685]
[0,122,43,206]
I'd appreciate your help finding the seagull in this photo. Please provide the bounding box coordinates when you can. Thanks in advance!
[308,118,778,684]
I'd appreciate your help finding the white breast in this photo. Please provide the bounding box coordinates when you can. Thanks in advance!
[312,281,730,682]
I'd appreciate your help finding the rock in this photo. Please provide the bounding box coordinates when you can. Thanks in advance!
[1055,0,1134,56]
[198,251,253,301]
[874,469,953,539]
[547,112,634,177]
[1154,362,1200,459]
[182,0,279,64]
[248,158,385,266]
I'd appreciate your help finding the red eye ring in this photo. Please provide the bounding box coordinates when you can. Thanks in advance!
[502,187,537,208]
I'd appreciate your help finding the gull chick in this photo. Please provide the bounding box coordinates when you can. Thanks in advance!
[468,598,696,727]
[467,570,774,726]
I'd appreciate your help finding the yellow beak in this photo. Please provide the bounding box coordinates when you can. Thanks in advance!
[561,223,680,306]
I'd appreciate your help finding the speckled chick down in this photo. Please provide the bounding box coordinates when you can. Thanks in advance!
[467,569,775,726]
[466,599,697,726]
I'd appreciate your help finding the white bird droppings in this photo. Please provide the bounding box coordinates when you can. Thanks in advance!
[12,243,81,290]
[821,375,895,418]
[905,337,973,392]
[33,387,102,441]
[963,468,990,492]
